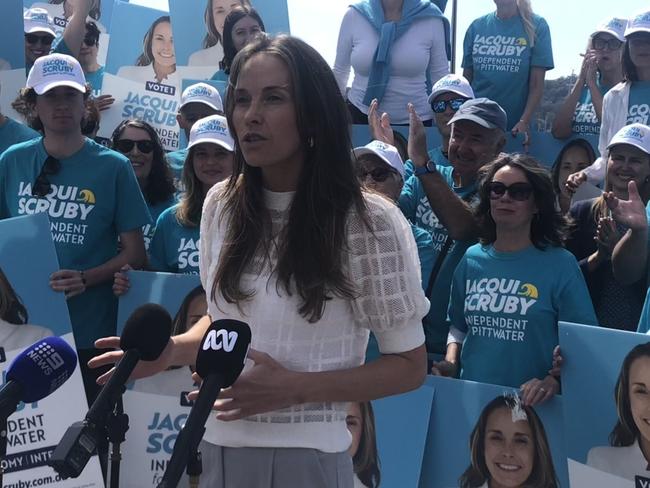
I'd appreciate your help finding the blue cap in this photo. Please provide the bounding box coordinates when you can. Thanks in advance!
[448,97,507,132]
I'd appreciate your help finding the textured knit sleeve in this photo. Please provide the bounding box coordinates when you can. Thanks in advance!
[199,181,227,291]
[348,193,428,354]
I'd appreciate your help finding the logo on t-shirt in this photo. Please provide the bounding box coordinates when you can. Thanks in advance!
[464,278,539,342]
[628,104,650,125]
[573,101,600,134]
[177,237,200,271]
[472,35,527,73]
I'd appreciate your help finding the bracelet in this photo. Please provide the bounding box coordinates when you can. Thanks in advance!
[79,270,86,285]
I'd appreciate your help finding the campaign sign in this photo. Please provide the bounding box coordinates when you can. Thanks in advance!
[169,0,291,68]
[0,213,103,487]
[372,384,434,488]
[560,321,650,485]
[420,376,568,488]
[0,0,27,121]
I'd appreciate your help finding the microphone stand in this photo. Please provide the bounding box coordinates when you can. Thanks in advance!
[105,389,129,488]
[0,389,20,487]
[186,445,202,488]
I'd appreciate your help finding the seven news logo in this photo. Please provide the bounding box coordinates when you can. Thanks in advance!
[202,328,238,352]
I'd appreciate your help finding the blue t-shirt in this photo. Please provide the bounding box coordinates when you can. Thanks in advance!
[85,66,105,98]
[403,146,451,181]
[148,204,200,274]
[0,138,151,347]
[462,12,554,129]
[143,197,176,251]
[572,79,609,136]
[0,118,39,155]
[627,81,650,125]
[399,165,477,352]
[449,244,598,388]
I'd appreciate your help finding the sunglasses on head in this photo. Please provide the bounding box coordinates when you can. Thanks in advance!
[114,139,155,154]
[431,98,466,114]
[488,181,534,201]
[25,33,54,45]
[32,156,61,198]
[592,37,623,51]
[358,167,398,183]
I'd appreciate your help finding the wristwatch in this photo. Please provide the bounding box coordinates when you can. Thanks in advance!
[414,160,437,177]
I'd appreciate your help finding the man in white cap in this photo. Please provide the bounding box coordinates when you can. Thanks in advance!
[166,82,224,181]
[553,17,626,139]
[0,53,151,402]
[24,3,93,72]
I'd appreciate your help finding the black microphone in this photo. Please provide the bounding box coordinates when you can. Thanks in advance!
[157,319,251,488]
[49,303,172,479]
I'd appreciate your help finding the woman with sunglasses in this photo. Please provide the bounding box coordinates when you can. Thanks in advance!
[111,119,176,250]
[0,54,151,401]
[440,154,596,404]
[552,18,625,140]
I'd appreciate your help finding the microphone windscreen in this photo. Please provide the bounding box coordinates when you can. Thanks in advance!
[196,319,251,388]
[6,336,78,403]
[120,303,172,361]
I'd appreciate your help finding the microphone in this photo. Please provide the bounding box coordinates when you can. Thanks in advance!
[49,303,172,479]
[157,319,251,488]
[0,336,77,418]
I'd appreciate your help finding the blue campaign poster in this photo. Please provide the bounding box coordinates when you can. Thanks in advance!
[116,269,202,334]
[169,0,291,67]
[420,376,568,488]
[560,321,650,483]
[23,0,115,29]
[372,384,435,488]
[1,0,27,71]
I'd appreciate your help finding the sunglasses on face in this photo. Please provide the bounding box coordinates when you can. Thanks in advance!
[488,181,534,201]
[358,167,398,183]
[82,36,99,47]
[592,37,623,51]
[25,33,54,45]
[431,98,466,114]
[32,156,61,198]
[114,139,155,154]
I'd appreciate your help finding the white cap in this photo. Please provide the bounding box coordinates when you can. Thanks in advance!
[26,54,86,95]
[24,8,56,37]
[188,115,234,151]
[427,74,474,104]
[625,10,650,37]
[180,83,223,112]
[593,17,628,42]
[607,123,650,156]
[353,140,405,178]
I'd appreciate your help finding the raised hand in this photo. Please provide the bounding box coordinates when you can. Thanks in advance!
[605,180,648,232]
[407,103,428,167]
[368,99,394,146]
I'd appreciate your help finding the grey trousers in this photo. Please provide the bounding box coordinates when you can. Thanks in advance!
[196,441,354,488]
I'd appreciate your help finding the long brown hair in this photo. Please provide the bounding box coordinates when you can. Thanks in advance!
[213,34,366,322]
[175,146,210,228]
[201,0,251,49]
[352,402,381,488]
[460,395,558,488]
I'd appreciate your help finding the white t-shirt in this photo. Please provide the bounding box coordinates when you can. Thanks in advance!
[587,440,650,481]
[0,317,53,354]
[198,182,428,453]
[333,8,449,124]
[188,44,223,68]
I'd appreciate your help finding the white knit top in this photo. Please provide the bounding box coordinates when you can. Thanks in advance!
[198,182,428,452]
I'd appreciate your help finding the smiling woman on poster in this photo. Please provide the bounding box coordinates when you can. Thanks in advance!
[587,342,650,480]
[189,0,252,67]
[117,15,177,84]
[460,395,558,488]
[0,266,53,352]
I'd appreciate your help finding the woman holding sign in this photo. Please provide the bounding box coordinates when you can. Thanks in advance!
[92,34,428,487]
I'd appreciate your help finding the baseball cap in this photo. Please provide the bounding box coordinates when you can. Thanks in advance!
[188,115,234,151]
[592,17,628,42]
[180,83,223,112]
[353,140,405,177]
[24,8,56,37]
[428,74,475,104]
[26,54,86,95]
[607,123,650,156]
[448,98,507,131]
[625,10,650,37]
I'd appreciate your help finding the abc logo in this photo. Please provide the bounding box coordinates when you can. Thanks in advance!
[202,329,238,352]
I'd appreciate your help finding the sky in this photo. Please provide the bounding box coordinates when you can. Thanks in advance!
[138,0,649,79]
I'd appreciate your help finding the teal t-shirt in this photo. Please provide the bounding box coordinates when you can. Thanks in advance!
[143,197,176,250]
[0,118,39,155]
[85,66,105,98]
[211,70,228,82]
[399,166,478,352]
[166,148,188,183]
[626,81,650,125]
[0,138,151,347]
[449,244,598,388]
[148,204,200,274]
[462,12,554,129]
[572,79,608,136]
[638,287,650,333]
[403,146,451,181]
